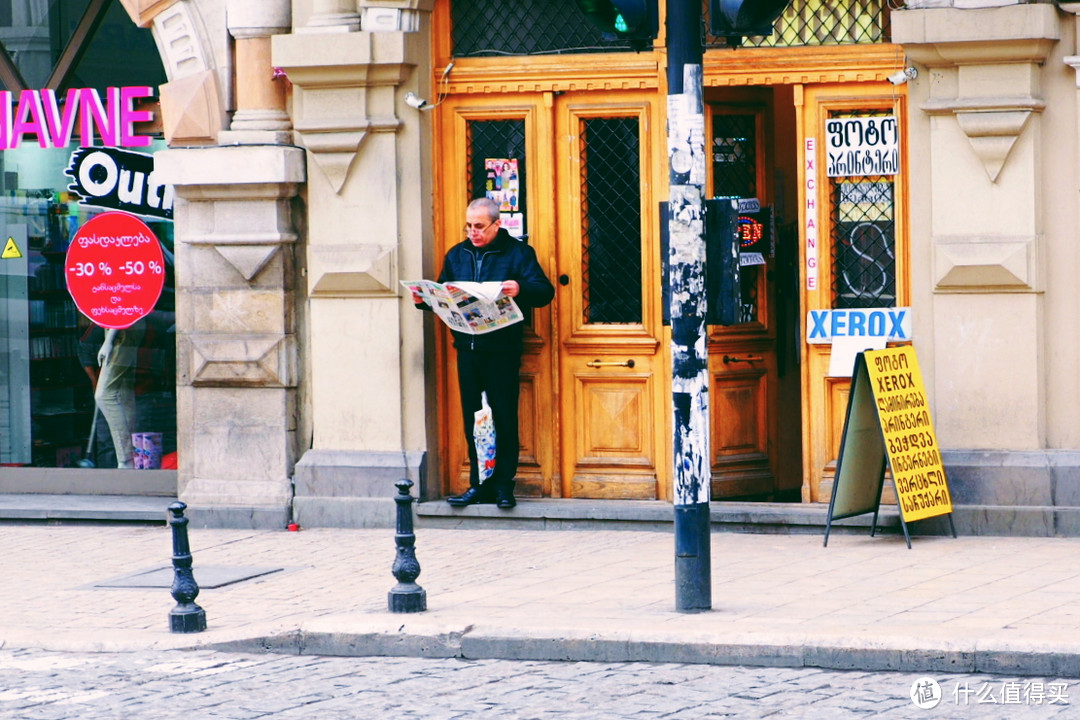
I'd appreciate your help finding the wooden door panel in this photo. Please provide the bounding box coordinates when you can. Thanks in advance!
[569,362,657,499]
[555,93,666,501]
[436,96,557,499]
[515,366,544,497]
[713,370,767,457]
[578,379,650,460]
[814,375,850,503]
[709,350,778,498]
[799,84,909,504]
[705,102,781,500]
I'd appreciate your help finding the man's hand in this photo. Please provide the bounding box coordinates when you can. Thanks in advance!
[501,280,520,297]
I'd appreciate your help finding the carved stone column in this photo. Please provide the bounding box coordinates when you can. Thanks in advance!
[154,145,306,528]
[303,0,361,32]
[224,0,291,141]
[271,0,434,527]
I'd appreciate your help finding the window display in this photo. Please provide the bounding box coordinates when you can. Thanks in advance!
[0,0,173,472]
[0,143,175,469]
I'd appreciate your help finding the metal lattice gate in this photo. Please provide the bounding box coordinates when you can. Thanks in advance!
[450,0,889,57]
[580,116,642,325]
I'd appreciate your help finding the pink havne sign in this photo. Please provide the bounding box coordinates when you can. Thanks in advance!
[0,87,154,150]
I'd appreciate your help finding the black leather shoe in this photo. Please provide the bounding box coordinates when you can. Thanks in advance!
[447,487,490,507]
[496,490,516,509]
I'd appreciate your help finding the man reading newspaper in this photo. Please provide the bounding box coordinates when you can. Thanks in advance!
[410,197,554,509]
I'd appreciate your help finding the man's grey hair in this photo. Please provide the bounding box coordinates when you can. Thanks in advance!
[468,197,501,222]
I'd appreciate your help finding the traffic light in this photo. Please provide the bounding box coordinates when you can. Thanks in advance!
[660,199,741,327]
[704,198,741,326]
[710,0,792,48]
[575,0,658,52]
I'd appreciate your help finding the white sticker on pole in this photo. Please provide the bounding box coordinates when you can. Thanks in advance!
[804,137,818,291]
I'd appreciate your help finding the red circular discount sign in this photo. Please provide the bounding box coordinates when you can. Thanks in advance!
[65,212,165,329]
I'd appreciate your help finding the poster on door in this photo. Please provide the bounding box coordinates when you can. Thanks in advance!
[485,158,520,212]
[485,158,524,239]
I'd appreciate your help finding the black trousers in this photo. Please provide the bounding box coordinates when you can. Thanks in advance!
[456,348,521,493]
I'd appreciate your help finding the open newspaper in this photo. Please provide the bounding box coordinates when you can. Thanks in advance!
[402,280,523,335]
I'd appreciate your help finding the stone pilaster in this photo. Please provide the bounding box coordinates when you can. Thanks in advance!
[892,5,1080,534]
[271,1,434,527]
[154,145,305,528]
[893,5,1058,450]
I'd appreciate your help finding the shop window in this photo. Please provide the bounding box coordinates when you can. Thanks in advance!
[580,116,642,325]
[0,144,176,469]
[0,1,173,471]
[0,0,165,92]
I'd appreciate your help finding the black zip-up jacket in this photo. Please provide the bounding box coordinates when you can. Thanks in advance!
[427,228,554,353]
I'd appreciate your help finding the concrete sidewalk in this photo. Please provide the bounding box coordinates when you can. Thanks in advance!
[2,521,1080,677]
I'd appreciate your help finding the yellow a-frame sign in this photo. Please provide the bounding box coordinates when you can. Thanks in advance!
[824,345,956,548]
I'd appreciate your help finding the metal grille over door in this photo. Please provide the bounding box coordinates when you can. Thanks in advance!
[580,117,642,325]
[712,113,761,325]
[467,119,527,238]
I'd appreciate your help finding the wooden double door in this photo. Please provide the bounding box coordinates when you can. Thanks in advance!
[435,89,794,502]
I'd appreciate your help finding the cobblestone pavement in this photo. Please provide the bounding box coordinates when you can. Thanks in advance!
[0,649,1074,720]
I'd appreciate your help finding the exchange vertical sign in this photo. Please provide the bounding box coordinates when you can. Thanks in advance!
[863,346,952,523]
[804,137,818,290]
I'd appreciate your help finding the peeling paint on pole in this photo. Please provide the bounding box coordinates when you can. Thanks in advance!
[667,64,710,508]
[667,0,711,612]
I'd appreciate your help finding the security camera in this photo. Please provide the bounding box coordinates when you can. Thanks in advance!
[887,67,918,86]
[404,92,430,110]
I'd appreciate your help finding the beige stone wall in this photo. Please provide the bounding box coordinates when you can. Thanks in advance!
[274,1,437,525]
[895,4,1079,452]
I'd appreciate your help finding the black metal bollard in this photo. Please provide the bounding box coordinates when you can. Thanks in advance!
[168,501,207,633]
[388,478,426,613]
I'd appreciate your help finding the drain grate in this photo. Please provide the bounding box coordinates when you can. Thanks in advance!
[92,566,284,590]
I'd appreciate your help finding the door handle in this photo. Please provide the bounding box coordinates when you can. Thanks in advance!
[723,355,763,364]
[586,358,636,368]
[559,274,570,286]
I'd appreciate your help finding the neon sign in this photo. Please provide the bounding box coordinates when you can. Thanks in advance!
[0,87,153,150]
[737,216,764,247]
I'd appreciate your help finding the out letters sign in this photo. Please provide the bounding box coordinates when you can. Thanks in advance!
[65,147,174,220]
[864,346,952,523]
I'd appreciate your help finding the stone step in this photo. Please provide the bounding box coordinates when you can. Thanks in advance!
[415,498,904,535]
[0,494,173,523]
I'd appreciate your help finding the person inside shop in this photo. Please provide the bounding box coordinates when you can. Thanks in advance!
[411,197,554,509]
[77,324,117,468]
[95,322,144,469]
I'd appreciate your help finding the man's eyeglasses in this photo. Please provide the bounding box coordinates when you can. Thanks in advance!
[464,221,495,235]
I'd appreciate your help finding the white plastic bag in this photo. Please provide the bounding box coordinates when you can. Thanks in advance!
[473,392,496,482]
